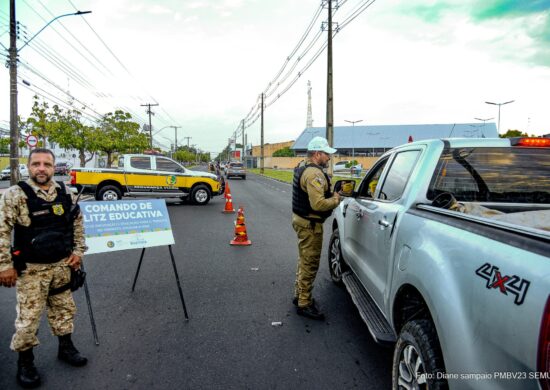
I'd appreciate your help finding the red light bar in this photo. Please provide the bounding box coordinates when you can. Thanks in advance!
[512,137,550,147]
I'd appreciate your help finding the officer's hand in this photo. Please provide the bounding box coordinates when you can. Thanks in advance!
[333,192,342,202]
[0,268,18,288]
[66,253,82,270]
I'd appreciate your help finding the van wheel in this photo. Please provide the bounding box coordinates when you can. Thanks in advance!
[97,185,122,201]
[191,185,210,205]
[392,319,448,390]
[328,229,348,285]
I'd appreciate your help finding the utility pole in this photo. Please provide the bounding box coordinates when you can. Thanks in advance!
[183,136,191,149]
[240,119,245,162]
[169,126,181,151]
[326,0,334,176]
[260,93,265,174]
[8,2,90,185]
[141,103,159,148]
[9,0,19,184]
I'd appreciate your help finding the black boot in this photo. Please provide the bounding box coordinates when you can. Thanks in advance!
[17,348,41,388]
[58,334,87,367]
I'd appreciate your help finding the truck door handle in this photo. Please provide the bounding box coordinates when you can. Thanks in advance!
[378,219,390,227]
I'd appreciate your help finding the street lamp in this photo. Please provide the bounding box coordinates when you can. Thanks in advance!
[485,101,514,134]
[344,119,363,158]
[474,117,494,138]
[9,1,91,184]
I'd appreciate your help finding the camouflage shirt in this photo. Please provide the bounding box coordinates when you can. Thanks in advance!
[0,179,87,273]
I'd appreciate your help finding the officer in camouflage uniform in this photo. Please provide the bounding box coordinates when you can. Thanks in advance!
[0,148,88,388]
[292,137,341,320]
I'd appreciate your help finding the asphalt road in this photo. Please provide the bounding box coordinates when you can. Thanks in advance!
[0,172,393,389]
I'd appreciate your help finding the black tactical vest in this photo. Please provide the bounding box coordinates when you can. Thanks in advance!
[14,181,75,264]
[292,163,333,222]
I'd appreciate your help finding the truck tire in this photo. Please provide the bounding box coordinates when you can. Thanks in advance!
[328,229,348,285]
[97,185,122,201]
[191,184,210,205]
[392,319,448,390]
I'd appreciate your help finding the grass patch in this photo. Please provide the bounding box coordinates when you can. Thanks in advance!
[249,168,362,185]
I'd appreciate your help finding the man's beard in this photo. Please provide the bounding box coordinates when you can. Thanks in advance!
[319,160,328,168]
[30,172,52,185]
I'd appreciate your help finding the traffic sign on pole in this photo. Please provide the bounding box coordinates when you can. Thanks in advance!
[26,134,38,148]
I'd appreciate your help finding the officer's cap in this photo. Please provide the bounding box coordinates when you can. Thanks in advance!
[307,136,337,154]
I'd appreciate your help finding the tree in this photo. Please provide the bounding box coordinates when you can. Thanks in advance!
[49,106,98,167]
[96,110,148,167]
[272,147,295,157]
[0,138,9,154]
[499,129,528,138]
[25,96,56,148]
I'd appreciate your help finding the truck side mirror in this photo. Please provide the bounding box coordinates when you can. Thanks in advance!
[334,180,356,197]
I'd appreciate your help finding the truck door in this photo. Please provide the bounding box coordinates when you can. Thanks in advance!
[343,150,420,308]
[152,157,188,194]
[124,156,153,193]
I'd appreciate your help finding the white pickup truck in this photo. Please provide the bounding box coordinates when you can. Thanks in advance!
[70,154,223,205]
[329,137,550,390]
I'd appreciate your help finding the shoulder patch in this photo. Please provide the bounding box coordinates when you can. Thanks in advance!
[312,176,325,189]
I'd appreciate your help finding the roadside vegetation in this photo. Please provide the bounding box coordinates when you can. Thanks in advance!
[249,168,363,185]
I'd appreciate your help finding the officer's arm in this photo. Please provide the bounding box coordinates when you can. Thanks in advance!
[69,186,88,258]
[302,170,340,212]
[0,191,20,286]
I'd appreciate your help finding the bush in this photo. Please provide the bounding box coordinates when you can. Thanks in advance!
[273,147,295,157]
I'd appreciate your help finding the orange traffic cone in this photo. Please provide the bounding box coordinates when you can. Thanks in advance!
[222,181,235,213]
[230,206,251,246]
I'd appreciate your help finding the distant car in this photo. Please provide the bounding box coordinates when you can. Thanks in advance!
[225,162,246,179]
[334,160,362,173]
[1,164,29,180]
[54,161,72,175]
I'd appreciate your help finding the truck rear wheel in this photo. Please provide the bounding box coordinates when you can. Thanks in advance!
[191,185,210,205]
[97,185,122,201]
[328,228,348,285]
[392,319,447,390]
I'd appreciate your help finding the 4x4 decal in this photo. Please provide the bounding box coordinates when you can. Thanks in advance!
[475,263,530,305]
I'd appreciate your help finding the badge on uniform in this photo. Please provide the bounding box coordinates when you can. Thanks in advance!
[313,176,324,188]
[52,204,65,216]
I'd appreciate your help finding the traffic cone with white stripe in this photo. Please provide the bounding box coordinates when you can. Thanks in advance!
[222,181,235,213]
[230,206,251,246]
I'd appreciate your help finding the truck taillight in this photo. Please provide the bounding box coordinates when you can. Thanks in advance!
[70,170,76,185]
[511,137,550,147]
[539,296,550,390]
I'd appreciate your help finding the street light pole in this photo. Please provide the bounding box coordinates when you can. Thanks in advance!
[9,1,91,185]
[474,117,494,138]
[344,119,363,158]
[485,101,514,134]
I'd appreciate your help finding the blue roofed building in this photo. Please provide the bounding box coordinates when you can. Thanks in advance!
[291,123,499,156]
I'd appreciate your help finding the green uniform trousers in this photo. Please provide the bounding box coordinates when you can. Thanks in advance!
[292,214,324,308]
[10,262,75,352]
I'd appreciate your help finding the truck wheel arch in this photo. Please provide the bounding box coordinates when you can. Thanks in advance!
[96,181,125,201]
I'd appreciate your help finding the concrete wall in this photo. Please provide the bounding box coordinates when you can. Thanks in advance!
[259,156,379,170]
[251,141,295,157]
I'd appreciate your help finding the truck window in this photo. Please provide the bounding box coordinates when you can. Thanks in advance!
[378,150,420,201]
[428,147,550,203]
[357,157,388,198]
[156,158,182,172]
[130,156,151,170]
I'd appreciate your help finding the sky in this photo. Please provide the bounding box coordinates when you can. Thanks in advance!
[1,0,550,156]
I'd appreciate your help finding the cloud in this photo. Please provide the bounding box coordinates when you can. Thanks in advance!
[472,0,550,20]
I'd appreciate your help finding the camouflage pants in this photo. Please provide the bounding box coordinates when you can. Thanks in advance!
[292,214,324,308]
[10,262,76,352]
